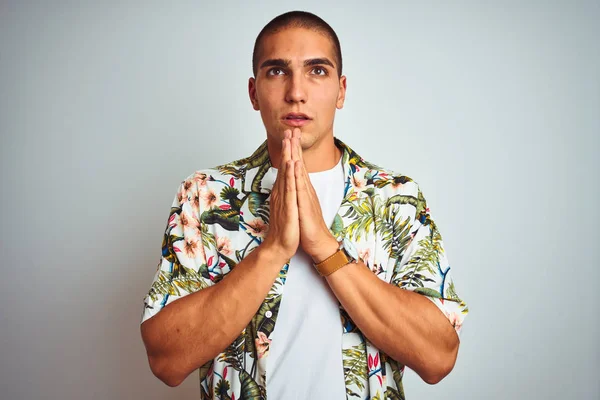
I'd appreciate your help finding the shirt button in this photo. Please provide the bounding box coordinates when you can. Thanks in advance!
[265,311,273,318]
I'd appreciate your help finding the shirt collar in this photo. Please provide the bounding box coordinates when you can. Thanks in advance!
[242,136,366,197]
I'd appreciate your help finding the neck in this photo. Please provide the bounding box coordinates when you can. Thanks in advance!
[267,133,342,173]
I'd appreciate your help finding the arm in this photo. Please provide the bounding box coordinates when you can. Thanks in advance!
[141,242,286,387]
[310,184,468,385]
[316,237,459,384]
[141,137,299,387]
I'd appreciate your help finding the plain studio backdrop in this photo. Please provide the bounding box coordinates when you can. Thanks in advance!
[1,1,598,399]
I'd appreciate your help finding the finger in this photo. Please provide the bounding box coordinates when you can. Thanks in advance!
[290,129,298,162]
[274,138,286,191]
[285,158,296,214]
[290,134,309,193]
[295,155,316,203]
[278,133,292,187]
[294,159,306,203]
[293,128,303,162]
[283,135,292,163]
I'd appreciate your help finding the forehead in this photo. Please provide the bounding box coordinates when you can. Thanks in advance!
[259,27,337,66]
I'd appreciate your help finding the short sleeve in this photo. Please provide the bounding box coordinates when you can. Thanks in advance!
[140,177,213,324]
[389,185,469,336]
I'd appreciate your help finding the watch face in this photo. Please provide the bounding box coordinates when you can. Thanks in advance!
[342,237,359,261]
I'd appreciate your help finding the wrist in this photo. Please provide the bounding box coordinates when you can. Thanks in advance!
[259,241,293,266]
[310,237,341,264]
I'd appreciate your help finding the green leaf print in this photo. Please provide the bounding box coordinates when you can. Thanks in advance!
[246,192,268,215]
[413,287,443,298]
[239,369,264,400]
[200,222,217,251]
[330,213,344,236]
[214,378,232,400]
[251,163,271,194]
[201,208,240,231]
[447,281,461,301]
[385,386,405,400]
[380,213,412,260]
[254,296,281,338]
[342,342,368,394]
[343,197,378,241]
[392,227,443,288]
[218,334,246,371]
[220,186,243,211]
[389,361,406,400]
[373,174,413,189]
[385,194,421,210]
[146,266,210,302]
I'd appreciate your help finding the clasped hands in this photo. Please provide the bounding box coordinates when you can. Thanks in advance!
[262,128,340,264]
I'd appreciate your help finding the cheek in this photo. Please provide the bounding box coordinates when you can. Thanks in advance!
[315,85,340,107]
[257,90,281,115]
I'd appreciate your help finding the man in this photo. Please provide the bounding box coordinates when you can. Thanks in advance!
[140,10,468,400]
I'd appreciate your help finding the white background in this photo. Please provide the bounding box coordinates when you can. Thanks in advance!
[1,1,598,399]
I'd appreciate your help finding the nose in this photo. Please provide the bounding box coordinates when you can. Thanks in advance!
[285,73,307,104]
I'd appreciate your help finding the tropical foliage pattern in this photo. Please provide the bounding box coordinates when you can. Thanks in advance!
[141,137,468,399]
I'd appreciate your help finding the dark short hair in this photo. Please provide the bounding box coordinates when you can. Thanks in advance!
[252,11,343,78]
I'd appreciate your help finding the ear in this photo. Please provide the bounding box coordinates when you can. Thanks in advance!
[248,77,260,111]
[336,75,347,109]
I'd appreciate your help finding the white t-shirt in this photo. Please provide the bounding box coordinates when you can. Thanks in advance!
[266,154,347,400]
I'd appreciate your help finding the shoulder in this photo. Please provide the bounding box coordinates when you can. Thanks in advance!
[174,153,251,204]
[358,156,422,198]
[357,156,430,225]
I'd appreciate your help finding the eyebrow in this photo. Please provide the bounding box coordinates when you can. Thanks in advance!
[259,57,335,70]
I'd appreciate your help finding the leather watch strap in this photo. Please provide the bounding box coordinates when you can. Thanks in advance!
[314,247,351,277]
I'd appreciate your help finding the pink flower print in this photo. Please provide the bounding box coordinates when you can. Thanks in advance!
[180,210,200,231]
[183,236,199,258]
[177,189,187,205]
[255,331,272,359]
[446,311,463,333]
[182,179,193,193]
[245,219,268,238]
[359,248,378,273]
[177,180,193,205]
[352,175,366,191]
[358,248,371,265]
[193,172,209,187]
[216,235,233,256]
[182,235,205,264]
[190,191,201,215]
[201,189,218,209]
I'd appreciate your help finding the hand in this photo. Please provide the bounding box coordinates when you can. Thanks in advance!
[261,130,300,261]
[289,128,339,263]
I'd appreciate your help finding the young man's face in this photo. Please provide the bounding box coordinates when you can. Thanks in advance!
[249,27,346,150]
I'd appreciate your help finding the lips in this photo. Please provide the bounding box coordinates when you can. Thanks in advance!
[282,113,312,127]
[283,112,311,120]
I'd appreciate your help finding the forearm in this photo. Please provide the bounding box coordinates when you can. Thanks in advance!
[325,259,459,384]
[141,244,287,386]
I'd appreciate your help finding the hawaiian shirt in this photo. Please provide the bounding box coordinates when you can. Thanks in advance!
[141,136,469,399]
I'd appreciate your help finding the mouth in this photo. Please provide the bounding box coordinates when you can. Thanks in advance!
[282,113,312,127]
[283,112,311,120]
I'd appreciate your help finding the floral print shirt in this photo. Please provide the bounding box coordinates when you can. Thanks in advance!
[141,137,469,399]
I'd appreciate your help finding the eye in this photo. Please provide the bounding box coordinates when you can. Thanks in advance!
[311,66,328,76]
[267,67,285,76]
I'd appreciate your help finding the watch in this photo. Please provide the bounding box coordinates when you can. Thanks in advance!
[313,237,359,277]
